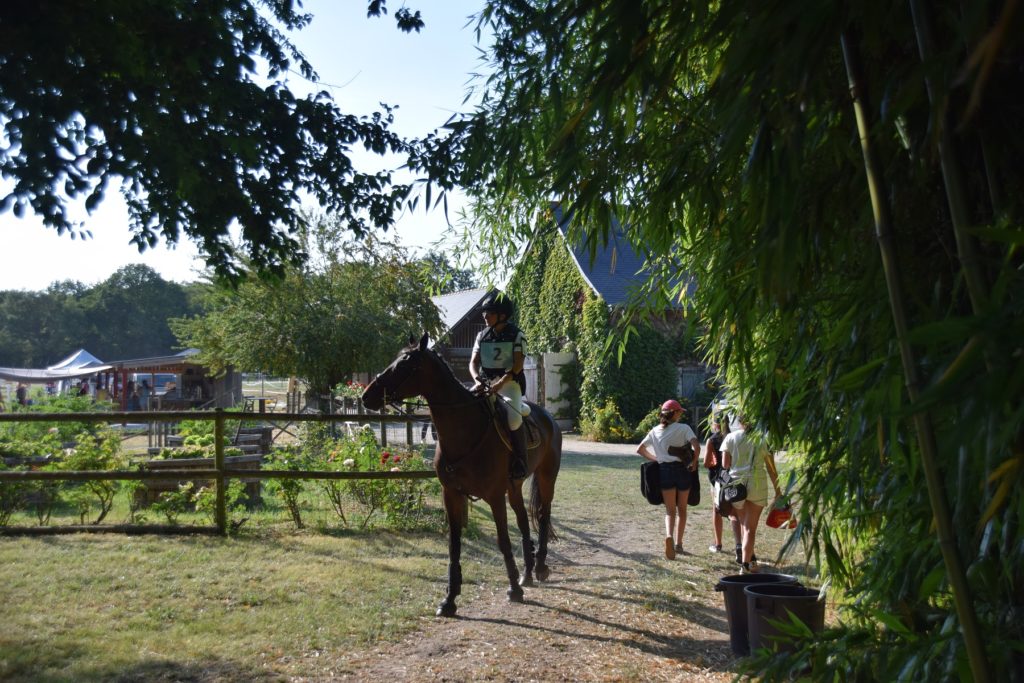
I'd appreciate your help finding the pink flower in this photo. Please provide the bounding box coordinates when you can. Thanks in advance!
[391,456,401,464]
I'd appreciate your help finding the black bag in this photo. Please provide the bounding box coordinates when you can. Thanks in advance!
[716,469,747,506]
[640,461,663,505]
[687,469,701,506]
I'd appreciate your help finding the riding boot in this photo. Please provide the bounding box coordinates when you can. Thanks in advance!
[509,426,529,480]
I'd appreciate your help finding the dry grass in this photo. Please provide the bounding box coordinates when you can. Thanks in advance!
[0,443,817,681]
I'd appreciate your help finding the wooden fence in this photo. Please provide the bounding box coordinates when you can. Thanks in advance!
[0,410,436,536]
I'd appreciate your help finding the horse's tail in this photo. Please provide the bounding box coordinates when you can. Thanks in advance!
[529,471,557,542]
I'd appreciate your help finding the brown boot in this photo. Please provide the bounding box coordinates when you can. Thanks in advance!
[509,426,528,480]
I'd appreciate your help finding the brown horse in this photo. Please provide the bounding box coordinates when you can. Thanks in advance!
[362,333,562,617]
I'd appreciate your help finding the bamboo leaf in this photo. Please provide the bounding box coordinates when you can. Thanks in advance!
[833,357,885,391]
[873,609,912,635]
[978,477,1013,533]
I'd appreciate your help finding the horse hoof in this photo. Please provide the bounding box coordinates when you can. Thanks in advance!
[520,575,536,588]
[436,601,458,618]
[507,587,525,603]
[536,566,550,582]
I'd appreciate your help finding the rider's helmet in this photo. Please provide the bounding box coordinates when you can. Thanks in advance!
[480,290,515,319]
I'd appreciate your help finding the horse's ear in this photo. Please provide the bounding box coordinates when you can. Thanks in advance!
[419,333,429,351]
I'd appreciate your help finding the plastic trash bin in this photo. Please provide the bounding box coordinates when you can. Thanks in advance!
[744,583,825,653]
[715,573,799,656]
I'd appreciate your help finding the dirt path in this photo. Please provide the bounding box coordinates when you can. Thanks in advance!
[328,438,745,682]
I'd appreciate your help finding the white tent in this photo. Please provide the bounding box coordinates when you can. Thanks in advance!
[47,348,105,371]
[0,349,111,383]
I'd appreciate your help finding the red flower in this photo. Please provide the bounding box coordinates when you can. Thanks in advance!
[380,451,391,463]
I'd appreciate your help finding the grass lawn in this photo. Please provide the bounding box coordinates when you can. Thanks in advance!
[0,450,805,681]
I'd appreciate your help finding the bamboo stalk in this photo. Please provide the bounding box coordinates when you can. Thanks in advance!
[841,31,991,683]
[908,0,990,314]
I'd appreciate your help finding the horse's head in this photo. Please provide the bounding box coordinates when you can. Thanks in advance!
[362,333,431,410]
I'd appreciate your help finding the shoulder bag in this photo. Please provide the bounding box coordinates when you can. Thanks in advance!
[640,461,662,505]
[716,468,747,507]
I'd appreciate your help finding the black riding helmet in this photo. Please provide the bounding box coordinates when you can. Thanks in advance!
[480,290,515,319]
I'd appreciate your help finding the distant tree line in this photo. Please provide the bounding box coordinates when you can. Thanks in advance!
[0,264,201,367]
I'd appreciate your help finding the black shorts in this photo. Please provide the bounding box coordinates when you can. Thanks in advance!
[659,461,690,491]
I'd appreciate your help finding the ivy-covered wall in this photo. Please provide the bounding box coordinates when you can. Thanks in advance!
[508,227,684,431]
[509,226,587,352]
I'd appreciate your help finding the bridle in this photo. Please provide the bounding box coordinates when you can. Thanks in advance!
[376,349,492,411]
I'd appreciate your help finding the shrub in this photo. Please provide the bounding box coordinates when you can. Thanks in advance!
[0,394,109,446]
[579,399,635,443]
[193,480,248,527]
[60,428,125,524]
[150,483,195,525]
[633,407,661,441]
[26,464,62,526]
[265,445,307,529]
[0,462,28,526]
[302,424,440,531]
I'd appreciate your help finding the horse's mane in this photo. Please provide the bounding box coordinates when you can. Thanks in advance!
[407,342,475,400]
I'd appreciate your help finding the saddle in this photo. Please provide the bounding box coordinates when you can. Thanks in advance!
[488,395,542,450]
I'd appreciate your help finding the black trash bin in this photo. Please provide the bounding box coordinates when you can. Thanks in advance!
[744,584,825,653]
[715,573,799,656]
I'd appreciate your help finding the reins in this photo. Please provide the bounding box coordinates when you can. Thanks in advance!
[373,348,506,481]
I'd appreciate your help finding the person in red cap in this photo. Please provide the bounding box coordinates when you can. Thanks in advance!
[637,399,701,559]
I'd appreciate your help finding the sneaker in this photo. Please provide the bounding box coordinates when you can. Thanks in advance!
[674,542,684,554]
[708,544,723,553]
[664,537,676,560]
[740,562,758,574]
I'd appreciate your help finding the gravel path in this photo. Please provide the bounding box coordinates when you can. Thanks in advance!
[322,436,751,682]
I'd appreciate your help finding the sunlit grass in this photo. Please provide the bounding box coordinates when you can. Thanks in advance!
[0,450,809,681]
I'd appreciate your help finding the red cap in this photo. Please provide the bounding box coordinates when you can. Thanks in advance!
[660,399,683,412]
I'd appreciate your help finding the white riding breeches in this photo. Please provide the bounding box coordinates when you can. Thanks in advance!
[497,380,524,430]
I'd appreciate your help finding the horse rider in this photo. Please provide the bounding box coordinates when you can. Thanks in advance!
[470,290,529,480]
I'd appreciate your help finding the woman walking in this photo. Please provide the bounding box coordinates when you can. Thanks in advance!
[720,415,782,573]
[637,400,701,559]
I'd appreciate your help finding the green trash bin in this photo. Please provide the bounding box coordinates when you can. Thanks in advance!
[715,573,799,656]
[744,583,825,653]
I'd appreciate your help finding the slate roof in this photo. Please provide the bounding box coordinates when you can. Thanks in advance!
[430,287,491,334]
[551,203,692,307]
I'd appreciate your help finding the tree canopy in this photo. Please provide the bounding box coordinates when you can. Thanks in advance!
[423,1,1024,680]
[170,220,443,401]
[0,0,424,279]
[0,264,199,366]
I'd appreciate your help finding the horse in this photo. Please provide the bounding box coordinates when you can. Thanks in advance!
[362,333,562,617]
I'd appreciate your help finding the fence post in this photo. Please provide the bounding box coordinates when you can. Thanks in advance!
[214,409,226,535]
[406,403,413,446]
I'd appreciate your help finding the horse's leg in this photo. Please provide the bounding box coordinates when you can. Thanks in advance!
[508,483,536,587]
[533,461,557,582]
[488,495,524,602]
[437,487,465,617]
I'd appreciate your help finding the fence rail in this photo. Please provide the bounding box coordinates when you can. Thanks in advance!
[0,410,436,536]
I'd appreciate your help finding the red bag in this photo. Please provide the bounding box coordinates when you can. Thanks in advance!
[766,503,796,529]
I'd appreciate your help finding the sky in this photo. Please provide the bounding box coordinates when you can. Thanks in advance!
[0,1,486,292]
